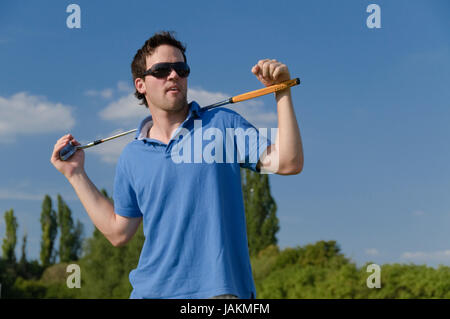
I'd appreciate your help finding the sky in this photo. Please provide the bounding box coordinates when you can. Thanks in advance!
[0,0,449,269]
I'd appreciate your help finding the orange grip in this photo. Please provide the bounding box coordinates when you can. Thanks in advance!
[231,78,300,103]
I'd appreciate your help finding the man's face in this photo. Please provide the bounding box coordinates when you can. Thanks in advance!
[138,44,188,113]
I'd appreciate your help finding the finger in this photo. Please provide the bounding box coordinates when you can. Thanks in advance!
[56,135,72,147]
[251,65,260,74]
[59,133,72,141]
[269,62,281,79]
[51,143,64,162]
[257,59,270,75]
[72,139,81,146]
[55,139,71,151]
[53,137,75,157]
[257,59,270,67]
[261,61,271,79]
[272,64,288,80]
[51,135,72,162]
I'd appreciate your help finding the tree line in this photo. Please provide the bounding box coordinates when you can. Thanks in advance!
[1,170,450,298]
[2,195,83,267]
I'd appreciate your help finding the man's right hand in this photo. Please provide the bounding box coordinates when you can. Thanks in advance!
[50,134,142,247]
[50,134,85,179]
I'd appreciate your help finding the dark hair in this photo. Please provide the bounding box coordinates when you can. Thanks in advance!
[131,31,187,107]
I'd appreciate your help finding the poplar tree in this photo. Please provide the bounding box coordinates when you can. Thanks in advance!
[2,209,18,263]
[80,189,145,298]
[20,233,27,264]
[242,169,279,257]
[40,195,58,267]
[57,194,83,262]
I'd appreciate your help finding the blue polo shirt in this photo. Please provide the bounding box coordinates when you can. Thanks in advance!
[113,101,272,299]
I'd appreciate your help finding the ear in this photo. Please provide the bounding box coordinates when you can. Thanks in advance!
[135,77,146,94]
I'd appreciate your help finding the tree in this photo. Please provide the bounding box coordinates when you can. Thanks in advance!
[57,195,83,262]
[17,232,29,278]
[242,169,279,257]
[79,189,144,298]
[40,195,58,267]
[2,209,18,263]
[19,233,27,264]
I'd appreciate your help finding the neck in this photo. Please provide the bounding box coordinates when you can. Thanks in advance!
[147,102,190,143]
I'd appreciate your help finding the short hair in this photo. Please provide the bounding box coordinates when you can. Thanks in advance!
[131,31,187,108]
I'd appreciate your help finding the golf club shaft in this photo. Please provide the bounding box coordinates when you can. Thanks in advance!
[61,77,301,159]
[203,77,300,110]
[77,129,138,150]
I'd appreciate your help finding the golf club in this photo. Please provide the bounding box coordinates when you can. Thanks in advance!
[59,77,301,161]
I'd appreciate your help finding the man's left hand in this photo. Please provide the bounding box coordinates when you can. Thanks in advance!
[251,59,291,87]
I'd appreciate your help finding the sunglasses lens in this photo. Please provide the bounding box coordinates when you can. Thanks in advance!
[146,62,190,78]
[173,62,190,77]
[151,64,172,78]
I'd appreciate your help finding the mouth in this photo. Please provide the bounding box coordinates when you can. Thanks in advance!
[166,85,181,93]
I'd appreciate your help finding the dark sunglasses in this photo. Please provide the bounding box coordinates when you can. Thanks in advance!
[143,62,190,79]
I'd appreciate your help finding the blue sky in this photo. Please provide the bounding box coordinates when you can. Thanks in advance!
[0,0,449,268]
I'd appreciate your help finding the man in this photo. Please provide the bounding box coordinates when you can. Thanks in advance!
[50,31,303,299]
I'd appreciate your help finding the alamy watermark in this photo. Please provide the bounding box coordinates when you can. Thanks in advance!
[366,263,381,288]
[165,120,279,174]
[66,264,81,288]
[66,4,81,29]
[366,4,381,29]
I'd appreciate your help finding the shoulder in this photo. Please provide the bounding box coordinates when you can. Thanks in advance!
[199,106,246,126]
[116,140,140,168]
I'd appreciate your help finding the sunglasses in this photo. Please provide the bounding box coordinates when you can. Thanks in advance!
[143,62,190,79]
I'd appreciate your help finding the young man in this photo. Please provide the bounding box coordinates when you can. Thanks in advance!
[50,31,303,299]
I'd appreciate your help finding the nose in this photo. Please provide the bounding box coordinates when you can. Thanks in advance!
[167,67,180,80]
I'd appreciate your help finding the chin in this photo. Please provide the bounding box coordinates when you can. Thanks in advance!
[166,99,188,112]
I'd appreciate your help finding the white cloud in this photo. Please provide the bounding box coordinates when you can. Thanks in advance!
[117,81,134,93]
[94,86,279,163]
[400,250,450,265]
[365,248,380,256]
[0,188,45,201]
[412,210,425,216]
[99,87,278,129]
[187,87,229,106]
[89,129,135,164]
[85,88,114,99]
[228,102,278,129]
[188,87,277,129]
[0,92,75,143]
[0,188,77,201]
[85,81,134,100]
[99,93,149,124]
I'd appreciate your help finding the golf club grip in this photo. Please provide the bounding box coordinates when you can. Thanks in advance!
[231,78,300,103]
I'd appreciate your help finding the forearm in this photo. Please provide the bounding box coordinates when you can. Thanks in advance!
[67,171,118,242]
[251,59,303,174]
[274,88,303,173]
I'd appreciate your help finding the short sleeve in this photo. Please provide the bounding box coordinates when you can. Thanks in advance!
[234,113,272,173]
[113,151,143,218]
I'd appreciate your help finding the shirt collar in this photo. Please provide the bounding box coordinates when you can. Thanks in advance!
[135,101,201,141]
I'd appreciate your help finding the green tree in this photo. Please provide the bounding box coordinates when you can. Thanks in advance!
[40,195,58,267]
[57,194,83,262]
[19,233,27,265]
[252,241,359,298]
[2,209,18,263]
[79,189,145,298]
[242,169,279,256]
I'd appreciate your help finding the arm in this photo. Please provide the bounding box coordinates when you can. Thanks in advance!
[252,59,304,175]
[50,134,142,247]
